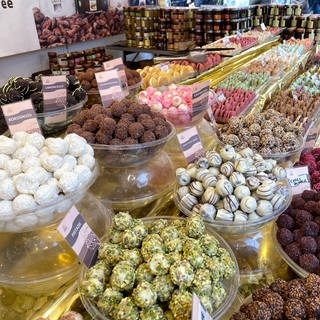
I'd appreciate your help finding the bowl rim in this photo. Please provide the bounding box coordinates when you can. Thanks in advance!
[91,121,176,151]
[273,223,308,277]
[35,96,88,118]
[78,215,240,320]
[174,179,292,230]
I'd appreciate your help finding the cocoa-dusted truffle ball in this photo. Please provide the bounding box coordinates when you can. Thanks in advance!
[242,301,271,320]
[153,117,167,127]
[277,228,293,246]
[285,242,301,262]
[270,279,288,296]
[295,210,313,226]
[66,123,81,134]
[140,131,156,143]
[301,221,319,237]
[123,137,138,145]
[127,102,144,117]
[95,130,111,145]
[121,113,135,123]
[140,118,156,131]
[83,120,99,133]
[277,214,295,230]
[304,273,320,297]
[77,131,95,144]
[102,108,112,118]
[299,254,320,273]
[155,125,169,139]
[252,288,272,302]
[90,104,104,114]
[284,299,306,320]
[287,279,308,300]
[300,236,317,254]
[293,229,304,242]
[110,101,127,117]
[259,292,283,320]
[73,112,87,126]
[304,201,319,215]
[100,118,117,136]
[230,312,249,320]
[304,296,320,317]
[302,190,316,201]
[291,196,306,210]
[138,114,152,123]
[114,125,128,140]
[128,122,144,139]
[109,138,124,145]
[94,114,105,124]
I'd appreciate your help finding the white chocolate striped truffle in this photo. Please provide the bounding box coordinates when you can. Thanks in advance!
[205,151,222,167]
[216,209,233,221]
[234,185,251,200]
[229,172,246,187]
[202,174,217,189]
[240,196,257,214]
[223,195,239,212]
[189,181,204,197]
[220,161,234,177]
[201,187,220,205]
[199,203,216,221]
[220,145,236,162]
[216,179,233,197]
[256,200,273,216]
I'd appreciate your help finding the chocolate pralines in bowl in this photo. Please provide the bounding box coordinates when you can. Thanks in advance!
[66,100,175,167]
[174,144,291,234]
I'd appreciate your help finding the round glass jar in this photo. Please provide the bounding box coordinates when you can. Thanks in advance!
[229,8,240,20]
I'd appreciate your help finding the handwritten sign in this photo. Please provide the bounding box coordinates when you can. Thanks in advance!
[285,166,311,195]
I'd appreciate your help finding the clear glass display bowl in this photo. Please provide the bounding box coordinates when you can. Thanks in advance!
[0,164,98,233]
[92,122,175,168]
[91,151,175,218]
[273,223,308,277]
[0,192,113,296]
[127,81,142,98]
[36,97,87,136]
[174,179,292,235]
[78,216,240,320]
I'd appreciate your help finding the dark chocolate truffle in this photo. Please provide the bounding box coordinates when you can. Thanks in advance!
[127,103,144,117]
[301,221,319,237]
[83,120,99,133]
[73,113,87,126]
[284,298,306,320]
[95,130,111,145]
[302,190,316,201]
[277,228,294,246]
[285,242,301,262]
[299,254,320,273]
[304,201,319,215]
[140,131,156,143]
[300,236,317,254]
[123,137,138,145]
[140,118,156,131]
[291,196,306,210]
[252,288,272,302]
[66,123,81,134]
[110,101,127,117]
[242,301,271,320]
[270,279,288,296]
[128,122,144,139]
[121,113,135,123]
[114,125,128,140]
[109,138,124,145]
[77,131,95,144]
[259,292,283,320]
[155,125,169,139]
[293,229,304,242]
[277,214,295,230]
[295,210,313,227]
[230,312,249,320]
[100,118,117,136]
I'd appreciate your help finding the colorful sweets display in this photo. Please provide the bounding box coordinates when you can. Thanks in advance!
[209,88,256,124]
[175,145,288,224]
[219,110,304,154]
[80,213,237,320]
[276,190,320,274]
[231,273,320,320]
[295,148,320,192]
[67,100,172,145]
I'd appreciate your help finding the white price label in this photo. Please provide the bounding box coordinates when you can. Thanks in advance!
[285,166,311,195]
[260,23,267,31]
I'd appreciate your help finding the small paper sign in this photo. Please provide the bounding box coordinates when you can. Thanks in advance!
[42,75,67,124]
[285,166,311,195]
[1,100,41,135]
[158,62,170,71]
[292,92,298,101]
[192,80,210,119]
[260,23,267,31]
[57,206,100,268]
[95,70,124,107]
[237,31,241,39]
[103,58,129,96]
[305,127,319,149]
[177,126,204,163]
[223,37,231,46]
[192,293,213,320]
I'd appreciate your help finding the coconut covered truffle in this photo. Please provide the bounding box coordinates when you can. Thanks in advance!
[67,100,172,145]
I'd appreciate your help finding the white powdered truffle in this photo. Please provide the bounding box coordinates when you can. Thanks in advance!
[59,172,80,193]
[40,154,63,172]
[0,200,14,221]
[47,177,60,192]
[0,170,8,180]
[85,144,94,156]
[34,184,59,205]
[14,173,39,195]
[13,144,40,161]
[13,131,28,147]
[26,167,51,185]
[22,156,41,172]
[74,165,92,185]
[0,136,17,155]
[0,154,10,169]
[26,132,45,149]
[0,178,17,200]
[63,154,77,169]
[45,137,69,156]
[12,194,37,213]
[4,159,22,176]
[78,154,95,170]
[64,134,87,157]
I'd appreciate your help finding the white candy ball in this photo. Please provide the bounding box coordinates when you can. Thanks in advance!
[12,194,37,213]
[0,170,8,180]
[74,165,92,185]
[40,154,63,172]
[63,154,77,169]
[13,144,40,161]
[0,178,17,200]
[26,132,45,149]
[14,173,39,195]
[26,167,51,185]
[0,200,14,222]
[13,131,28,147]
[45,138,69,156]
[0,136,17,155]
[22,156,41,172]
[54,165,70,180]
[47,178,60,192]
[34,184,59,205]
[78,154,95,170]
[59,172,80,193]
[85,144,94,156]
[0,154,10,169]
[4,159,22,176]
[64,134,87,157]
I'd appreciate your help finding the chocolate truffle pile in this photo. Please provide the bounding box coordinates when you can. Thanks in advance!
[276,190,320,274]
[125,67,142,86]
[265,90,320,129]
[231,273,320,320]
[219,110,304,154]
[295,148,320,192]
[67,99,172,145]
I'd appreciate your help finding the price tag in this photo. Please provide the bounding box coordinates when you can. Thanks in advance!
[285,166,311,195]
[103,58,129,96]
[42,75,67,124]
[223,37,231,46]
[305,127,319,149]
[177,127,204,163]
[237,30,241,40]
[217,92,226,102]
[192,293,213,320]
[192,80,210,119]
[260,23,267,31]
[158,62,170,71]
[95,70,124,107]
[57,206,100,268]
[1,100,41,135]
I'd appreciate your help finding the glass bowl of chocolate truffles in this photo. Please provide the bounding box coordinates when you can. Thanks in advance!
[218,110,305,167]
[66,99,175,168]
[275,190,320,277]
